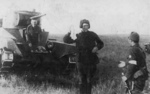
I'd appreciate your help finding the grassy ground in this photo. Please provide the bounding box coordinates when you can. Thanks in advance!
[0,34,150,94]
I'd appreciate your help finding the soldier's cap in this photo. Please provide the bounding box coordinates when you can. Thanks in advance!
[30,14,46,20]
[80,19,90,28]
[128,32,140,43]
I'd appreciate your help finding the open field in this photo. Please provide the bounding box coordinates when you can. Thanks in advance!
[0,34,150,94]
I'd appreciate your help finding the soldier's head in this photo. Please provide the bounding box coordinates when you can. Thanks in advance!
[30,15,41,27]
[128,32,140,45]
[80,19,90,31]
[31,19,38,27]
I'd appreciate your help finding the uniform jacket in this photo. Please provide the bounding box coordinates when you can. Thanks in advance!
[125,43,148,80]
[26,25,42,45]
[64,30,104,65]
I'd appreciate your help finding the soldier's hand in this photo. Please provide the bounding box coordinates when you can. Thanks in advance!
[122,76,127,81]
[118,61,126,68]
[92,46,98,53]
[29,43,32,47]
[134,70,143,78]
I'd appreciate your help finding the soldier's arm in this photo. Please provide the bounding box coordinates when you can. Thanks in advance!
[38,26,42,42]
[93,32,104,50]
[125,49,137,80]
[25,27,33,47]
[63,32,75,43]
[25,26,31,43]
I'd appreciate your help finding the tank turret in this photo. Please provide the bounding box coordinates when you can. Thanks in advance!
[3,11,41,28]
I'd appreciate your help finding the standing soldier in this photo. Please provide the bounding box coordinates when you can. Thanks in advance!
[63,19,104,94]
[26,17,42,50]
[120,32,148,94]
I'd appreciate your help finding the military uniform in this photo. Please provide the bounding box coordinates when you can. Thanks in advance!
[76,31,103,94]
[26,24,42,46]
[64,19,104,94]
[64,30,104,94]
[125,43,148,94]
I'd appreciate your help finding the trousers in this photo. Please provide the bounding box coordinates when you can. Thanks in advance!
[78,63,96,94]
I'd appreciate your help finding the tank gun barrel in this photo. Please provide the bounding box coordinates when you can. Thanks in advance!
[30,14,46,19]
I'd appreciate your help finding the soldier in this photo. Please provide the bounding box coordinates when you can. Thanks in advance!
[63,19,104,94]
[121,32,148,94]
[26,17,42,50]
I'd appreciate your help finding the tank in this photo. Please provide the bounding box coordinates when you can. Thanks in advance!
[0,10,77,75]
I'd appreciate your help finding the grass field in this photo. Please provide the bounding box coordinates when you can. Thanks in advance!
[0,34,150,94]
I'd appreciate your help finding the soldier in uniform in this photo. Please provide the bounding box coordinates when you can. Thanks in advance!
[63,19,104,94]
[26,17,42,50]
[121,32,148,94]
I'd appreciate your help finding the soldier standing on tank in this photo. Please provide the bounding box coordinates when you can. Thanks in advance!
[63,19,104,94]
[121,32,148,94]
[26,17,42,50]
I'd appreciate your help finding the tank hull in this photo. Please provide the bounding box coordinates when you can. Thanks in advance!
[0,10,77,75]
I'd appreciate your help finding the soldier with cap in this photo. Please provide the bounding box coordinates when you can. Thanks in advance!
[120,32,148,94]
[26,16,42,50]
[63,19,104,94]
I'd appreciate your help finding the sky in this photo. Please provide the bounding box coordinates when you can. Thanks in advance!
[0,0,150,35]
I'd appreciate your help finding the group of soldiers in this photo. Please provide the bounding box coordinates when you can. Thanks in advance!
[26,17,149,94]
